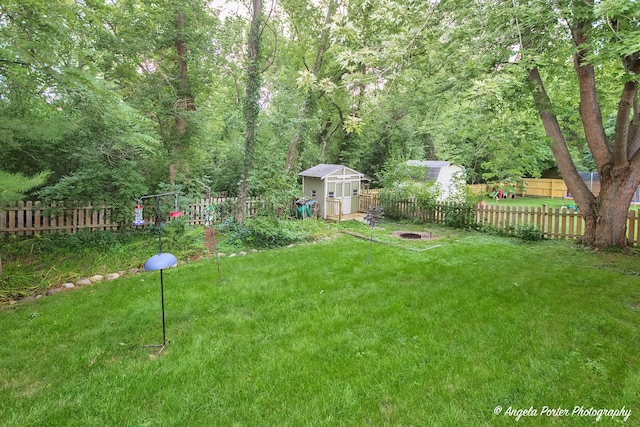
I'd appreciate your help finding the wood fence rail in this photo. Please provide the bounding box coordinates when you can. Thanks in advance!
[0,198,264,236]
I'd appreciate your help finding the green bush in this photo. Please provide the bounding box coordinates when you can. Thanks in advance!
[217,217,252,248]
[218,217,333,249]
[379,182,439,221]
[245,217,305,247]
[441,201,477,229]
[515,223,544,241]
[159,218,204,254]
[480,223,508,236]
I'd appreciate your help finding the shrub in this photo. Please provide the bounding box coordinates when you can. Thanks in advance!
[218,217,252,248]
[245,217,301,247]
[379,182,439,221]
[217,217,332,249]
[516,223,544,241]
[160,217,204,254]
[441,201,477,229]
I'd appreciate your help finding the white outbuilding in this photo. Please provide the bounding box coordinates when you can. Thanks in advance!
[406,160,465,200]
[299,164,366,219]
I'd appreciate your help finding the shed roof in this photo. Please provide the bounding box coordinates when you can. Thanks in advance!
[299,164,362,180]
[406,160,452,180]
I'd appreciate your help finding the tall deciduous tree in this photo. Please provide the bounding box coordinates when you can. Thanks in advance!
[520,1,640,247]
[442,0,639,247]
[282,0,338,172]
[236,0,263,223]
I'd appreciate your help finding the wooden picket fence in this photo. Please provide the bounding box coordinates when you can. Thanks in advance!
[0,198,265,236]
[360,192,640,246]
[476,204,640,245]
[476,205,581,240]
[4,195,640,246]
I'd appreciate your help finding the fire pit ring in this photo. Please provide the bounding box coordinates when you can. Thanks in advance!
[399,232,423,239]
[392,231,435,240]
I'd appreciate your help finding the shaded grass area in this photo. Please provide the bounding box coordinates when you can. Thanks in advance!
[2,231,640,425]
[0,229,190,300]
[0,218,336,300]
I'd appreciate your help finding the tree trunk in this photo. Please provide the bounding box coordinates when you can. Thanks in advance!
[588,175,637,247]
[236,0,262,223]
[170,10,196,187]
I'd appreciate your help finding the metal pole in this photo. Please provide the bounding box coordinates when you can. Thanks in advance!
[160,269,166,345]
[156,195,162,254]
[368,227,373,265]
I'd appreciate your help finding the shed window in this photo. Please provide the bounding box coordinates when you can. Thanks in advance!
[328,191,335,198]
[311,190,317,197]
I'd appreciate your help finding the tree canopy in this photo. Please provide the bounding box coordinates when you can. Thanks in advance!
[1,0,639,246]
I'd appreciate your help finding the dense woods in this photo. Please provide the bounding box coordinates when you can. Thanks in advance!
[1,0,639,247]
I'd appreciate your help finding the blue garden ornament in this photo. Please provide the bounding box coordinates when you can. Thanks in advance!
[144,253,177,271]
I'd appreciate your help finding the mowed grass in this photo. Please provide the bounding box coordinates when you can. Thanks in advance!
[2,230,640,426]
[484,196,570,208]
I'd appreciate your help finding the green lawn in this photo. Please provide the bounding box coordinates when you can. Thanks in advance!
[483,196,571,209]
[2,224,640,425]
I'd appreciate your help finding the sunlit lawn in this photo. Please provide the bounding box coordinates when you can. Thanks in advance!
[2,225,640,425]
[483,196,570,209]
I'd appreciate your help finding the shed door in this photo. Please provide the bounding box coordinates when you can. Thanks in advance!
[342,182,352,215]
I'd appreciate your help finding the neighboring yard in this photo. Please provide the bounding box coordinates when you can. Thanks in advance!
[482,196,574,209]
[2,221,640,425]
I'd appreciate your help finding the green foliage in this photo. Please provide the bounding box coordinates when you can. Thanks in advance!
[37,161,149,225]
[377,159,441,220]
[0,171,49,202]
[376,157,431,188]
[217,217,252,249]
[0,230,150,299]
[159,218,205,255]
[479,222,510,237]
[218,217,332,249]
[379,182,438,221]
[378,165,478,228]
[440,201,477,230]
[515,223,545,241]
[244,217,307,248]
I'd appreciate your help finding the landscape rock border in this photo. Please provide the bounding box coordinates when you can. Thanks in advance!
[2,248,266,307]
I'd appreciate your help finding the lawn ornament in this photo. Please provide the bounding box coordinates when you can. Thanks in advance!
[364,206,384,265]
